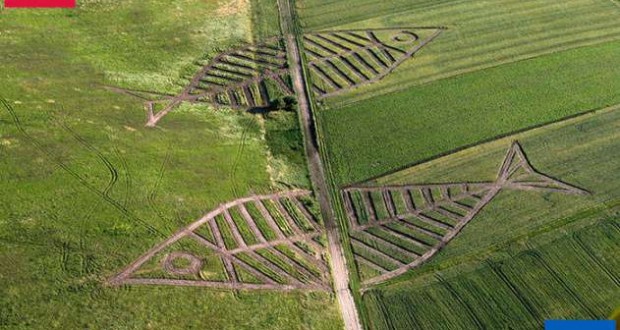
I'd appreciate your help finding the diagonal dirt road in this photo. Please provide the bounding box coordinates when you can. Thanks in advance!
[276,1,363,329]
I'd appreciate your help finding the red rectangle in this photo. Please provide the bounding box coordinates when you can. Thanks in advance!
[5,0,75,8]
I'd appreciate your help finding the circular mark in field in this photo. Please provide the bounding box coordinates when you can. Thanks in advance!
[163,252,202,275]
[392,31,419,43]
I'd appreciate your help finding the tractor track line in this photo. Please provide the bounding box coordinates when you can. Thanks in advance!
[56,117,119,197]
[1,98,164,237]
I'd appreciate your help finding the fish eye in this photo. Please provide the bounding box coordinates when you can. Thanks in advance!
[392,31,419,43]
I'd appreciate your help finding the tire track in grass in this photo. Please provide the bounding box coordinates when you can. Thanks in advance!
[0,98,164,237]
[148,148,173,225]
[230,122,249,198]
[572,230,620,288]
[55,116,119,197]
[113,146,132,208]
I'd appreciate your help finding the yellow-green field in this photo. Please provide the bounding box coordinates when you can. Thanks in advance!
[0,0,341,328]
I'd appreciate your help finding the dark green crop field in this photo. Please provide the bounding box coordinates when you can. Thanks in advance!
[319,40,620,186]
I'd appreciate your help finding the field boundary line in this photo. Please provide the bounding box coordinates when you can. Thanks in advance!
[344,103,620,188]
[327,37,620,109]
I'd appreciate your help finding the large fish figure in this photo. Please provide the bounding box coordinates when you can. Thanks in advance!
[109,190,331,291]
[109,28,443,126]
[142,37,293,126]
[340,142,588,287]
[303,27,444,99]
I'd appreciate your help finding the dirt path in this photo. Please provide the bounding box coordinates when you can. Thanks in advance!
[275,1,363,329]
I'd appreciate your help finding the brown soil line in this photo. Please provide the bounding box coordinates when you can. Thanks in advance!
[246,250,304,285]
[268,247,326,286]
[289,197,321,231]
[228,232,320,254]
[360,230,419,259]
[274,199,304,235]
[253,198,287,239]
[380,225,428,250]
[382,189,397,218]
[223,209,248,248]
[208,215,239,282]
[189,232,276,285]
[350,238,404,267]
[360,191,378,222]
[356,254,390,273]
[122,278,327,291]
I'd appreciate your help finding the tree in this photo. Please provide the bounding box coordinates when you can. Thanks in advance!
[270,98,285,110]
[283,96,298,112]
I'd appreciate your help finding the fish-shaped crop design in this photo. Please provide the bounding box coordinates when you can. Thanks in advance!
[340,142,589,287]
[109,28,443,126]
[303,27,444,99]
[109,190,330,291]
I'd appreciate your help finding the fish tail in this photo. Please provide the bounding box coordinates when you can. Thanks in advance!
[494,141,589,195]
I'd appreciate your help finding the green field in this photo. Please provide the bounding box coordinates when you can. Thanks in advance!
[319,40,620,185]
[359,105,620,328]
[0,1,341,329]
[299,0,620,106]
[364,220,620,329]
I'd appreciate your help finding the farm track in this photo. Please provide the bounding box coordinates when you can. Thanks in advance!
[110,190,332,291]
[275,0,365,329]
[0,98,165,237]
[343,142,589,287]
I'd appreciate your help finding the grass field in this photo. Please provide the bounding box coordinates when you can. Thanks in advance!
[298,0,620,106]
[0,0,341,329]
[319,40,620,185]
[358,105,620,329]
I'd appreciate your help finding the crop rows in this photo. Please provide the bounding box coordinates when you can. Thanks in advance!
[364,220,620,329]
[110,190,330,291]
